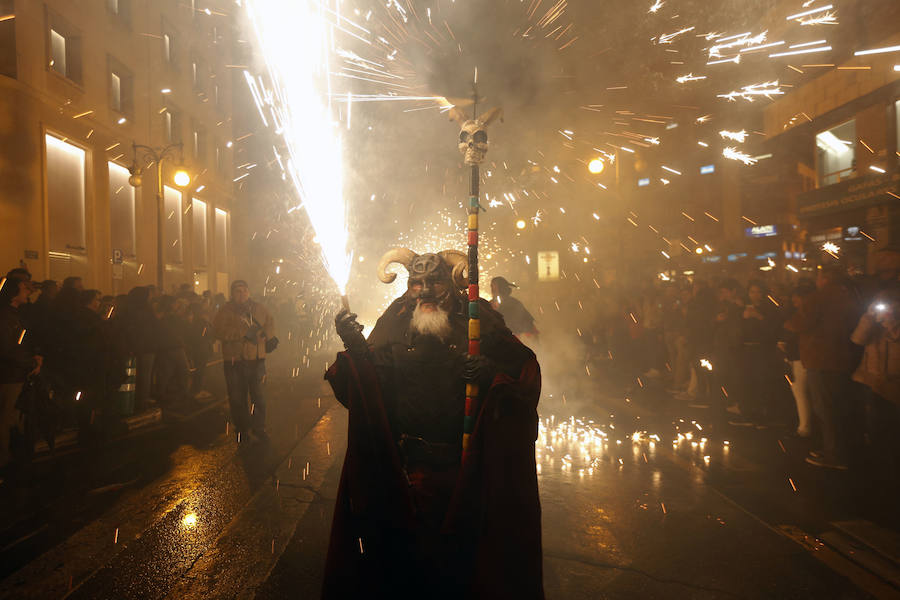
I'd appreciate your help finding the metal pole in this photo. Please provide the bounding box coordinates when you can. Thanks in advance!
[157,156,165,290]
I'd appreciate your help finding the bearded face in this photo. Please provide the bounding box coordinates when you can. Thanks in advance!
[410,302,452,339]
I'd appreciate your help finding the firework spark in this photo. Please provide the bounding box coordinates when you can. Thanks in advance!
[722,147,757,165]
[719,129,748,143]
[717,81,783,102]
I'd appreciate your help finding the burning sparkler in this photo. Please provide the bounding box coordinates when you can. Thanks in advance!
[243,0,352,306]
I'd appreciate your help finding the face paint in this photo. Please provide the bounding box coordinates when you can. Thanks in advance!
[406,254,454,311]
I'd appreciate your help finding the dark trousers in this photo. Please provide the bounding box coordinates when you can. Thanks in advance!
[860,386,900,478]
[223,359,266,434]
[189,346,210,394]
[738,343,780,422]
[714,352,741,408]
[135,353,155,410]
[155,348,190,408]
[807,369,854,465]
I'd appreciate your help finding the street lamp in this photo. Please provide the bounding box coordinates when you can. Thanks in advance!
[588,158,605,174]
[128,141,190,290]
[173,169,191,187]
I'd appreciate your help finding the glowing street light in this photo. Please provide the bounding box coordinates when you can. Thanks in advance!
[515,219,527,230]
[128,141,192,288]
[588,158,605,174]
[173,169,191,187]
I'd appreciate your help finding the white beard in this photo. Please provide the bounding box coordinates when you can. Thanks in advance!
[411,304,452,339]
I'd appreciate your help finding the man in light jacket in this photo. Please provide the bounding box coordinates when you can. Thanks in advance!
[213,280,275,441]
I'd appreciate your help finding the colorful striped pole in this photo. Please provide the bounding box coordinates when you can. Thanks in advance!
[463,162,479,457]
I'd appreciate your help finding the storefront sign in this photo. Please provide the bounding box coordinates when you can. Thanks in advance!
[798,172,900,217]
[744,224,778,237]
[844,226,864,241]
[537,251,559,281]
[809,227,842,243]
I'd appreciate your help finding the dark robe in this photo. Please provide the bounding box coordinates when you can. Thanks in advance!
[492,295,537,337]
[323,297,544,599]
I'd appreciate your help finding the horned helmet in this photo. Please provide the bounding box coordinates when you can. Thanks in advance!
[377,248,468,310]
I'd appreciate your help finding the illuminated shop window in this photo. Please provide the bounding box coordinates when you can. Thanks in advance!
[46,134,86,253]
[0,0,16,79]
[192,198,208,267]
[109,162,136,256]
[815,120,855,187]
[896,100,900,160]
[215,207,229,291]
[164,185,184,264]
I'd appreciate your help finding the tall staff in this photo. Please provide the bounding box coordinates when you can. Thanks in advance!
[448,80,502,457]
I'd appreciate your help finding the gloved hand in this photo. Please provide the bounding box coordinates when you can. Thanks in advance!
[335,310,368,356]
[463,354,495,383]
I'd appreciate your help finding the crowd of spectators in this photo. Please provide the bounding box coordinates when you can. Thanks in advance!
[0,268,223,470]
[597,256,900,477]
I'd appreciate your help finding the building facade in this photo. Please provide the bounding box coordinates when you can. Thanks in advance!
[0,0,237,295]
[763,29,900,273]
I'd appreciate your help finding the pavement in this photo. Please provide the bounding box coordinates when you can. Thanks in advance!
[1,352,899,599]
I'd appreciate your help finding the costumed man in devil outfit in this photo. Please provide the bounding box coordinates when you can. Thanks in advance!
[323,248,543,599]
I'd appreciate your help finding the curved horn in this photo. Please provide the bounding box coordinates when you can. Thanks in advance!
[376,247,416,283]
[439,250,468,289]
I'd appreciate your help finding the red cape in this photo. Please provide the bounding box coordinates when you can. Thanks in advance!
[323,332,544,599]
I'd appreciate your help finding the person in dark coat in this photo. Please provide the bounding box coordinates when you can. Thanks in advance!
[325,249,543,600]
[737,280,783,424]
[186,301,214,399]
[113,287,160,410]
[0,274,42,468]
[489,276,538,342]
[154,296,190,410]
[713,279,745,419]
[785,266,862,469]
[68,290,108,434]
[20,280,57,355]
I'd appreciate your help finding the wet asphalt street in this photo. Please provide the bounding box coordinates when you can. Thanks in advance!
[1,353,899,599]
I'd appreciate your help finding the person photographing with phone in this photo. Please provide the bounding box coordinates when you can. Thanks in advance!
[850,289,900,479]
[213,280,276,442]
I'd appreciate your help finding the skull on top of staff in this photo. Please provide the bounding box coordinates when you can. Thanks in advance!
[448,106,503,166]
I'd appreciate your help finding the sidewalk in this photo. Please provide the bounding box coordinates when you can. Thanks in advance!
[0,370,337,598]
[26,360,227,465]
